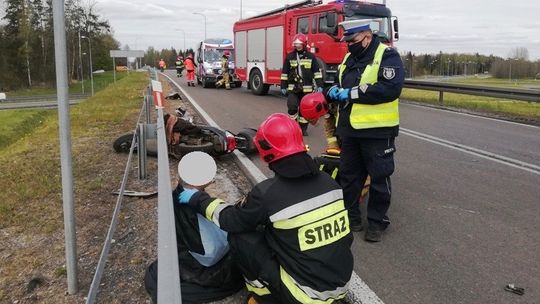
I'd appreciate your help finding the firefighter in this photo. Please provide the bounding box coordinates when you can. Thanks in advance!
[215,51,231,90]
[326,20,404,242]
[281,33,324,136]
[184,53,197,87]
[175,55,185,77]
[158,58,166,72]
[177,113,353,304]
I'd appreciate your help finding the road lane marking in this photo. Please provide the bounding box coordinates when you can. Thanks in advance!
[161,72,385,304]
[401,128,540,175]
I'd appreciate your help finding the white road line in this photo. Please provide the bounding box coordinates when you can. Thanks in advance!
[401,102,540,129]
[401,128,540,175]
[161,72,385,304]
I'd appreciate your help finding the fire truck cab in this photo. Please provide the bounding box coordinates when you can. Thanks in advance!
[195,38,242,88]
[233,0,398,95]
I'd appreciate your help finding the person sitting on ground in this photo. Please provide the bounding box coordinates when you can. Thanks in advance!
[144,152,243,303]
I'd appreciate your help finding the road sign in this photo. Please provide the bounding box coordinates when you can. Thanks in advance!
[109,50,144,58]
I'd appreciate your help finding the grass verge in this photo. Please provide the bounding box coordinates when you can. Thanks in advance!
[0,110,54,150]
[401,88,540,121]
[0,71,148,302]
[6,71,128,97]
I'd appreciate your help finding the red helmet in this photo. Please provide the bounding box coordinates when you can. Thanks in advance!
[292,33,308,47]
[254,113,306,164]
[300,92,328,121]
[223,51,231,57]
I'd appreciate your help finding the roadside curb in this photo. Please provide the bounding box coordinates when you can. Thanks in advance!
[160,72,385,304]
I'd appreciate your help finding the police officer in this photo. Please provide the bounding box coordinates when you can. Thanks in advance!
[281,33,324,136]
[326,20,404,242]
[215,51,231,90]
[177,113,353,304]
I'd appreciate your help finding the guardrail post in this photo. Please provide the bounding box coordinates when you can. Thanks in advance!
[439,91,444,105]
[138,123,147,179]
[145,94,152,124]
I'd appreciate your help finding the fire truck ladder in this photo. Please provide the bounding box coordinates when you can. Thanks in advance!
[245,0,322,20]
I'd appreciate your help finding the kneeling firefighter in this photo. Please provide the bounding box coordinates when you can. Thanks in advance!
[177,113,353,304]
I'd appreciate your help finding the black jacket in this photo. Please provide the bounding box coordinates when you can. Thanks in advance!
[187,153,353,297]
[281,50,324,93]
[333,37,404,138]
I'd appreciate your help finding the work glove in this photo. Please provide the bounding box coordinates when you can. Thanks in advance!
[281,89,288,96]
[327,85,340,100]
[179,188,198,204]
[316,87,324,93]
[336,88,350,102]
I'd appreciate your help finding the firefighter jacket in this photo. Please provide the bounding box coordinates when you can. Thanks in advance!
[186,153,353,303]
[281,50,323,93]
[220,57,229,74]
[334,37,404,139]
[184,57,196,71]
[175,60,184,68]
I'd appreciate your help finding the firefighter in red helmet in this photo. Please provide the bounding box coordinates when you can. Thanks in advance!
[281,33,324,136]
[177,113,353,304]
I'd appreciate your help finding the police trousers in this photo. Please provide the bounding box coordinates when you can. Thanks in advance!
[228,232,300,304]
[339,137,396,230]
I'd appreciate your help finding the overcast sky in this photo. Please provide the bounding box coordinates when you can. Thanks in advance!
[94,0,540,59]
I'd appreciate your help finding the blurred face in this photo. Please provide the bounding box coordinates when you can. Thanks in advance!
[184,181,214,191]
[294,43,304,51]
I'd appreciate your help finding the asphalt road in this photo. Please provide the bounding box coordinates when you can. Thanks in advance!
[164,71,540,304]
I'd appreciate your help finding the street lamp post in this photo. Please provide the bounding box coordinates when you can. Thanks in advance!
[175,29,186,53]
[81,35,94,96]
[78,31,84,94]
[193,13,207,40]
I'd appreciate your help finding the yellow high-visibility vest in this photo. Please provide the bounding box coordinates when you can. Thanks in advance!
[338,43,399,129]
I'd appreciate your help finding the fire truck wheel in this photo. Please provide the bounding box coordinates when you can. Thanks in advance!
[249,69,269,95]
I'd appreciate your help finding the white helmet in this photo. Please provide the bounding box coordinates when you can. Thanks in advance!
[178,152,217,186]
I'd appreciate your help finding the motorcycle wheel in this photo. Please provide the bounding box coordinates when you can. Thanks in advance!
[113,134,135,153]
[237,128,258,155]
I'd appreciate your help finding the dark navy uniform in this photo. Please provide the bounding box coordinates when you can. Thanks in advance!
[334,36,404,235]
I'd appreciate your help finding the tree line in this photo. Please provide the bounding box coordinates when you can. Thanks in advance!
[0,0,120,91]
[401,47,540,79]
[142,47,195,69]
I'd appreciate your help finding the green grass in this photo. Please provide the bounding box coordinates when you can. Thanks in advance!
[0,71,148,231]
[445,76,540,90]
[401,88,540,120]
[0,110,54,150]
[6,71,128,97]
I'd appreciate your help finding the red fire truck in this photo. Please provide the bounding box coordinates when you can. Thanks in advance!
[233,0,399,95]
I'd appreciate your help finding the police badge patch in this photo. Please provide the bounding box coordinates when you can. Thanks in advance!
[383,67,396,80]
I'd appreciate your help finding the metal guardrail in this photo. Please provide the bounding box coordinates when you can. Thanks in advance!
[85,69,181,303]
[404,80,540,103]
[3,93,90,102]
[85,102,145,304]
[151,69,183,304]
